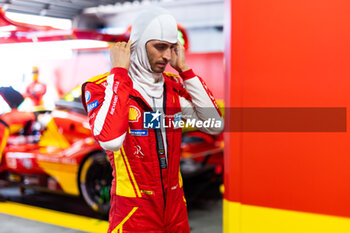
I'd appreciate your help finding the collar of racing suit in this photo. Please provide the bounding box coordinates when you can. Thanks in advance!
[128,6,178,100]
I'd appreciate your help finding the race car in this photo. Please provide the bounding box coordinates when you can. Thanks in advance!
[0,86,223,215]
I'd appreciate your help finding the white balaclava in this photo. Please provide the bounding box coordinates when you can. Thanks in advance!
[129,7,178,98]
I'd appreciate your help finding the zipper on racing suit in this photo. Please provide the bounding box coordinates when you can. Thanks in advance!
[129,89,168,209]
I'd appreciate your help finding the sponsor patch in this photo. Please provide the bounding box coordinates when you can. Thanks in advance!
[141,190,153,195]
[87,100,99,112]
[89,112,96,121]
[159,157,167,169]
[85,91,91,103]
[113,81,120,93]
[129,106,141,122]
[130,129,148,136]
[109,95,118,115]
[133,145,145,159]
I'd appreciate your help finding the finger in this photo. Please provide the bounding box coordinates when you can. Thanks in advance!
[177,40,182,47]
[177,40,184,50]
[110,45,116,53]
[126,40,132,49]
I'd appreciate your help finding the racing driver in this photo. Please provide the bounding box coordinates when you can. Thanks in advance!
[81,6,223,233]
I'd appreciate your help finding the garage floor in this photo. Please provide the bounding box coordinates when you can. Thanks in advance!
[0,187,222,233]
[0,213,87,233]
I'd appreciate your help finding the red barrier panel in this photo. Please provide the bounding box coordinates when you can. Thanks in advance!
[224,0,350,232]
[166,52,224,100]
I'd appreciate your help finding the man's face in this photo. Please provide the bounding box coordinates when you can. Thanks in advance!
[146,40,177,73]
[32,70,39,82]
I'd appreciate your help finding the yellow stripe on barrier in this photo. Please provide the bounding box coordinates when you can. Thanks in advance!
[223,199,350,233]
[0,201,109,233]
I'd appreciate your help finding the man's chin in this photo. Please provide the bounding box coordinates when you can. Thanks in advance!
[152,66,166,73]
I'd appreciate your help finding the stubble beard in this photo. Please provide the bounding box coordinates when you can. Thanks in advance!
[152,64,167,73]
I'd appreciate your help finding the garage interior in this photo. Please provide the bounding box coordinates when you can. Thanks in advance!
[0,0,224,233]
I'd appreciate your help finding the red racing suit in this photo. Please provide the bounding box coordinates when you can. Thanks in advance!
[26,81,47,106]
[81,67,223,233]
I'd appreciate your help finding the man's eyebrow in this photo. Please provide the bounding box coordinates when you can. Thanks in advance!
[153,42,166,47]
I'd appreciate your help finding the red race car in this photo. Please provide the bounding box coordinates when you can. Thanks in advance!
[0,86,223,214]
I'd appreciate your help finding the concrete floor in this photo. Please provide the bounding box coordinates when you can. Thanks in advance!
[189,199,223,233]
[0,213,88,233]
[0,187,222,233]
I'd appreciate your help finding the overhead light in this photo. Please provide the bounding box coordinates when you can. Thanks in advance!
[0,39,109,50]
[0,32,11,37]
[100,27,127,35]
[0,40,109,62]
[5,12,72,29]
[64,40,109,49]
[0,40,109,55]
[0,42,73,61]
[0,25,17,31]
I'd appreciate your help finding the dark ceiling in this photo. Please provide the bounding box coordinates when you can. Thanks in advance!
[0,0,135,19]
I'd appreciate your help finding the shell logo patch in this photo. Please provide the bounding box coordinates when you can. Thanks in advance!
[129,105,141,122]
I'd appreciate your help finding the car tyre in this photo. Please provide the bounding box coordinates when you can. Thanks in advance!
[79,151,112,215]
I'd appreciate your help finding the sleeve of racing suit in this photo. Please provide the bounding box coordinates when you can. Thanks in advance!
[84,67,132,151]
[179,69,224,135]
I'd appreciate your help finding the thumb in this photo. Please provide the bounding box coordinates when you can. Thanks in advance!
[126,40,132,49]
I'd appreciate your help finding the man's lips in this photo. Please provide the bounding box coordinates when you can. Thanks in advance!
[156,62,167,67]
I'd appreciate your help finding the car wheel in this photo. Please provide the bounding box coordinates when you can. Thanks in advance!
[19,186,26,195]
[79,151,112,215]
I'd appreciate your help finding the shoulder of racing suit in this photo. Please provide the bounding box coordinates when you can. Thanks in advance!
[86,72,110,84]
[163,72,182,85]
[80,71,192,113]
[81,72,110,113]
[163,72,192,101]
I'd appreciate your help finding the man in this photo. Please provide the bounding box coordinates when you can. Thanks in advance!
[25,66,47,106]
[81,6,223,233]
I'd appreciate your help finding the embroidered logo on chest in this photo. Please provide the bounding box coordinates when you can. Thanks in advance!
[129,105,141,122]
[134,145,145,159]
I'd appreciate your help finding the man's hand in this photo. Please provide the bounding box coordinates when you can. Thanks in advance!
[110,40,132,70]
[170,40,190,73]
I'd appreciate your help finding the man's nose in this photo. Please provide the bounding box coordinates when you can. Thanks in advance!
[163,48,172,61]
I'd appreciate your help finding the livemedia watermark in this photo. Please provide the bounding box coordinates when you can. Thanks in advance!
[140,107,347,132]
